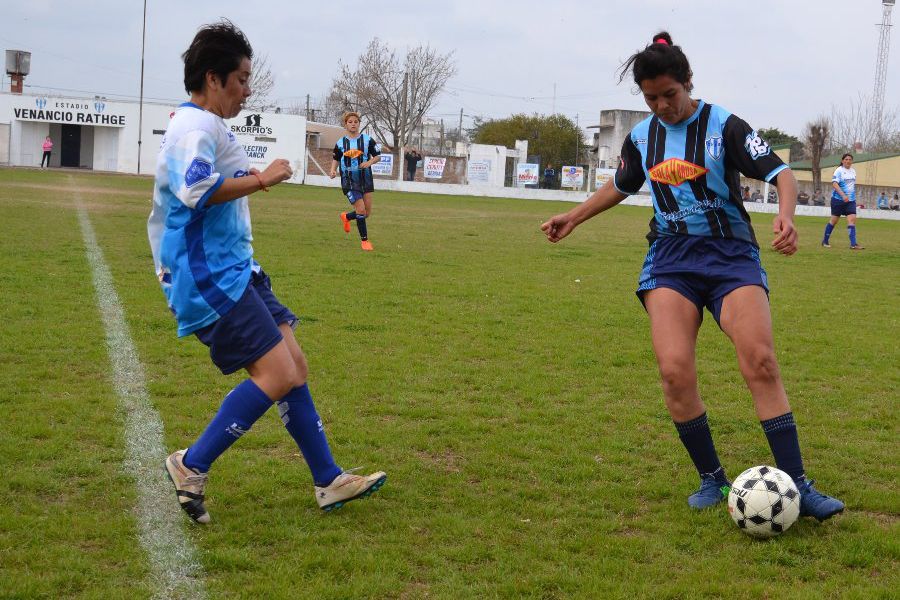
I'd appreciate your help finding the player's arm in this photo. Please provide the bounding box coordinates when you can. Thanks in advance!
[330,144,342,178]
[832,179,849,202]
[206,160,293,206]
[771,169,798,255]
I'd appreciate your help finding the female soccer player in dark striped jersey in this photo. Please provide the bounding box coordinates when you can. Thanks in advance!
[541,31,843,522]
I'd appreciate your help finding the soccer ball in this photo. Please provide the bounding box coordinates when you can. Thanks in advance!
[728,465,800,538]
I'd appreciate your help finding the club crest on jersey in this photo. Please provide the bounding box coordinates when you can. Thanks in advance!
[705,135,723,160]
[744,130,771,160]
[343,148,363,159]
[648,158,708,186]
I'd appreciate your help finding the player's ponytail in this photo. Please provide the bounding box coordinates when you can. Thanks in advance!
[618,31,693,92]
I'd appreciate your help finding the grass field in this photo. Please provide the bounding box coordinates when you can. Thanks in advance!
[0,167,897,599]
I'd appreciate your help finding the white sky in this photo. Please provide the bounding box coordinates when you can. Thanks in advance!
[3,1,898,137]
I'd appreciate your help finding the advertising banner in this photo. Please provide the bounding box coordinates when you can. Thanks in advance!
[516,163,539,186]
[424,156,447,179]
[561,165,584,188]
[371,153,393,175]
[467,159,491,184]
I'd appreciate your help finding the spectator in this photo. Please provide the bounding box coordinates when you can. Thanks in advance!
[41,136,53,168]
[403,148,421,181]
[812,189,826,206]
[741,186,751,201]
[767,189,778,203]
[543,164,556,189]
[876,191,889,210]
[750,188,763,202]
[797,191,810,205]
[891,193,900,211]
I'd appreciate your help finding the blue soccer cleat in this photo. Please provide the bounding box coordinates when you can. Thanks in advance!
[797,478,844,522]
[688,474,731,509]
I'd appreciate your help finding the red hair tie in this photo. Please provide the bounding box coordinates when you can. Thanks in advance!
[654,38,669,45]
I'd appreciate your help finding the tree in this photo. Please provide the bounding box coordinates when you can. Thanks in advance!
[246,53,275,111]
[472,113,587,169]
[328,38,456,150]
[830,93,900,152]
[803,117,830,193]
[758,127,800,147]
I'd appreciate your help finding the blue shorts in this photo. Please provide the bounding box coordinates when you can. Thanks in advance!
[635,236,769,326]
[346,189,364,203]
[194,270,298,374]
[830,200,856,216]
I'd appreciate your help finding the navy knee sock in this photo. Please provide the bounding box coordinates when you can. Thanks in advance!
[345,210,357,220]
[277,384,342,487]
[848,225,858,246]
[355,214,368,241]
[674,412,726,481]
[823,222,834,243]
[183,379,273,473]
[761,412,805,481]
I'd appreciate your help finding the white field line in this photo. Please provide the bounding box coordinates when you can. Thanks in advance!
[73,181,207,599]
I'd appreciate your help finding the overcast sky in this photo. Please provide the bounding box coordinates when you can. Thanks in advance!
[3,1,898,137]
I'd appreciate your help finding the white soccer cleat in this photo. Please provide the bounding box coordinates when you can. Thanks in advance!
[315,468,387,512]
[165,449,211,524]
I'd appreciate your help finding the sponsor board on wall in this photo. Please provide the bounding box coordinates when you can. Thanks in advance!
[467,159,491,183]
[371,153,393,175]
[595,167,615,189]
[424,156,446,179]
[516,163,539,186]
[561,165,584,188]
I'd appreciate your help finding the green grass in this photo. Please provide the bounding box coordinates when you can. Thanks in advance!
[0,167,897,599]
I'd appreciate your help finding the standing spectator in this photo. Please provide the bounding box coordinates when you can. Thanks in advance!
[890,193,899,211]
[822,153,863,249]
[404,148,421,181]
[876,191,889,210]
[543,164,556,189]
[40,136,53,168]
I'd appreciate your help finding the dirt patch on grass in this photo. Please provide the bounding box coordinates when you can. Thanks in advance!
[416,448,464,473]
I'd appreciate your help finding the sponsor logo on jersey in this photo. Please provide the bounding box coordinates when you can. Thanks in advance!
[634,138,647,145]
[648,158,708,186]
[744,131,771,160]
[705,135,723,160]
[343,148,364,159]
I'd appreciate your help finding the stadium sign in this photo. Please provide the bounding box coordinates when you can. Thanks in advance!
[424,156,446,179]
[12,96,126,127]
[516,163,539,186]
[371,153,393,175]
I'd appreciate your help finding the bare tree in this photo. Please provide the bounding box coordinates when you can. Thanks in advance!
[246,53,275,111]
[830,93,900,152]
[328,38,456,149]
[803,117,830,192]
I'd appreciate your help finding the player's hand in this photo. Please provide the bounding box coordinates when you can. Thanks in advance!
[261,159,292,187]
[771,215,798,255]
[329,169,337,179]
[541,213,577,243]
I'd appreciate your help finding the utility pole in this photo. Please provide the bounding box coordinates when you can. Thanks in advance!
[458,107,464,144]
[439,119,445,154]
[397,71,408,181]
[137,0,147,174]
[305,94,310,120]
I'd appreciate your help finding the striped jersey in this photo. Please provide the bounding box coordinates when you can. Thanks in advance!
[614,100,788,247]
[148,102,256,337]
[830,166,856,202]
[332,134,380,193]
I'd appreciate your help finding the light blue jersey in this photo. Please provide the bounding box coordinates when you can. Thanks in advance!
[831,166,856,202]
[148,102,256,336]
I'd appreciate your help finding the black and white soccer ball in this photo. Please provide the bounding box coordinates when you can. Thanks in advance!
[728,465,800,538]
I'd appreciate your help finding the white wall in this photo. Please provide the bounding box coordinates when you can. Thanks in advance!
[467,144,507,187]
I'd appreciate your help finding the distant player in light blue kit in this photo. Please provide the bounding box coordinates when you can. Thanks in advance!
[822,153,864,249]
[541,32,843,522]
[330,111,381,251]
[148,20,385,524]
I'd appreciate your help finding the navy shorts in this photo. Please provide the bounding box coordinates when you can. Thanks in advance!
[194,270,298,375]
[635,236,769,326]
[345,189,365,203]
[830,200,856,217]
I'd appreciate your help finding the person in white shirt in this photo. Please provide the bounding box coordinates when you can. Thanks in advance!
[821,153,863,249]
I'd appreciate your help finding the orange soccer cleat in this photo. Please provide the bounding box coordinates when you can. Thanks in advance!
[360,240,374,251]
[340,212,352,233]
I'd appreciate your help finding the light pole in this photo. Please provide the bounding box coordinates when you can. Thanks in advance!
[137,0,147,174]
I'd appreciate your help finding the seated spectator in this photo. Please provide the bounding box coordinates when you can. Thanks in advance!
[797,191,810,205]
[767,190,778,203]
[741,186,751,201]
[876,191,889,210]
[891,194,900,211]
[812,189,826,206]
[750,189,763,202]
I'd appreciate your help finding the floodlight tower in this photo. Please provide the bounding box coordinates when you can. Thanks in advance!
[872,0,895,138]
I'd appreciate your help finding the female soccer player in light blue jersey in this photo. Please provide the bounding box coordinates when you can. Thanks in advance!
[542,31,843,522]
[149,20,385,523]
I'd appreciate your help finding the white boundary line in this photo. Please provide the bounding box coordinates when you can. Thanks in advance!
[73,181,207,599]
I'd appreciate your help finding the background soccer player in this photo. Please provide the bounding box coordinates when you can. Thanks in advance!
[330,112,381,251]
[822,153,864,249]
[148,20,385,524]
[541,31,843,522]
